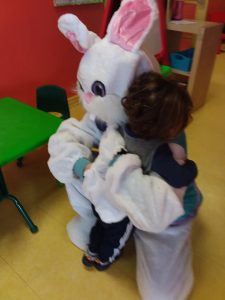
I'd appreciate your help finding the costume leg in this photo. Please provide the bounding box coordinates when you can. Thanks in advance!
[135,221,193,300]
[65,183,96,251]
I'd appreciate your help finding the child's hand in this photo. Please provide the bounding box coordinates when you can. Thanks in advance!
[175,159,186,166]
[85,163,92,172]
[169,143,186,165]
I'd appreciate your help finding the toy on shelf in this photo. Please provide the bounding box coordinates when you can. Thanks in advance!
[171,0,184,20]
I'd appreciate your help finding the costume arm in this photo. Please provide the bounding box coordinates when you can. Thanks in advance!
[105,154,184,233]
[72,125,126,180]
[48,114,102,183]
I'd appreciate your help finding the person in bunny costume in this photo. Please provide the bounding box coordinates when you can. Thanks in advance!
[48,0,160,251]
[48,0,198,299]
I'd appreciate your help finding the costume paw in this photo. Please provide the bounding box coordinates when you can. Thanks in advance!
[66,216,94,251]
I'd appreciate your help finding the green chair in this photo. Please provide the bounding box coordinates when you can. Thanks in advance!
[36,85,70,120]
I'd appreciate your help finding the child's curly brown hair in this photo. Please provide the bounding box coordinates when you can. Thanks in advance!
[122,71,193,140]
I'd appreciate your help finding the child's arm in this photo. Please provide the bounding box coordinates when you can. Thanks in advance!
[151,144,198,188]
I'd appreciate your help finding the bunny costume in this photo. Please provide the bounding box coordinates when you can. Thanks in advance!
[48,0,160,251]
[48,1,201,299]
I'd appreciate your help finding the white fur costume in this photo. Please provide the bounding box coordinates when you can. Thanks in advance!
[48,1,194,299]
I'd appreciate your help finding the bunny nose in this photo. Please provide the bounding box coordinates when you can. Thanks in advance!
[84,92,93,104]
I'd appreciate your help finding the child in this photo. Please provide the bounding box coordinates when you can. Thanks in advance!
[74,71,201,284]
[102,71,203,300]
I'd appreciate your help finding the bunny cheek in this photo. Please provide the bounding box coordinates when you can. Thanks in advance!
[83,94,126,125]
[83,92,94,104]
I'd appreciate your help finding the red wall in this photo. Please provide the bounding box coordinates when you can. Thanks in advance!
[0,0,104,106]
[182,0,225,20]
[207,0,225,17]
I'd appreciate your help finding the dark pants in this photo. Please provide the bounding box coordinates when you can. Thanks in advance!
[88,205,134,263]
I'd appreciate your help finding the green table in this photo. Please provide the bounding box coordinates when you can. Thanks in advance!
[0,98,62,233]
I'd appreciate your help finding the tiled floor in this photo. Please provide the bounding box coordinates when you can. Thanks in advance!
[0,53,225,300]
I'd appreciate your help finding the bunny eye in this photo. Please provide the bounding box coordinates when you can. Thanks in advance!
[91,81,106,97]
[78,81,84,92]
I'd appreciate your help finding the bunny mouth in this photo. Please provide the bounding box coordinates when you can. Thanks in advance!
[80,93,127,125]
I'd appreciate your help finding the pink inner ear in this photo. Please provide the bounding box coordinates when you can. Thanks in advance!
[109,0,152,52]
[66,31,86,53]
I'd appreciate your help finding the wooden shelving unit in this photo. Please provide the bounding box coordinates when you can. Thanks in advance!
[166,1,223,109]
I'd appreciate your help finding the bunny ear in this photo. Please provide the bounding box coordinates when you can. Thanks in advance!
[58,14,99,53]
[107,0,158,52]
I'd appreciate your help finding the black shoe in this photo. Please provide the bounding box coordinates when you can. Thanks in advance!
[93,258,111,271]
[82,254,95,268]
[94,251,123,271]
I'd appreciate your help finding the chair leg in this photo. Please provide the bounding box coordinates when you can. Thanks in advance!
[7,194,38,233]
[1,168,38,233]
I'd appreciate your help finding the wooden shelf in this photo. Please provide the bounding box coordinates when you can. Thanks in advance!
[172,68,190,77]
[167,19,221,34]
[167,20,223,109]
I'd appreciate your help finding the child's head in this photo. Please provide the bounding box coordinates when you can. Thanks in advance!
[122,71,193,140]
